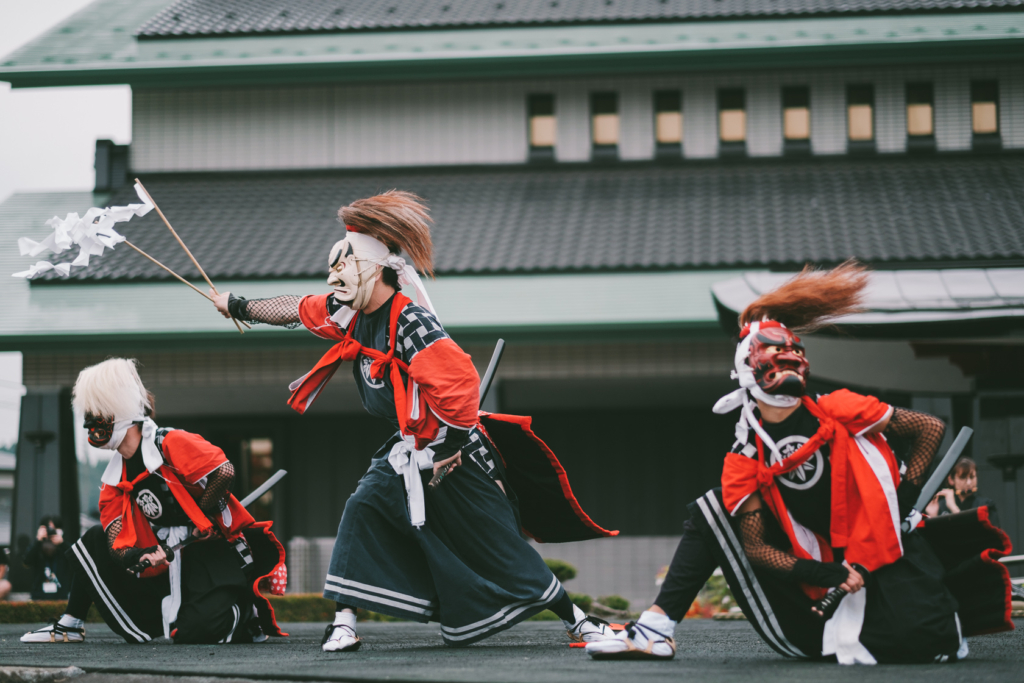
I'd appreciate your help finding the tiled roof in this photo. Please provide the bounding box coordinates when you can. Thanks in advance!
[136,0,1024,37]
[31,154,1024,283]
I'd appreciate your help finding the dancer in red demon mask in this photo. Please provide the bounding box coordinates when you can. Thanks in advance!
[588,263,1013,664]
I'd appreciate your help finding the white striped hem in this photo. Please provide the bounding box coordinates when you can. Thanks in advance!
[323,575,437,617]
[440,575,561,642]
[71,540,149,643]
[697,493,806,659]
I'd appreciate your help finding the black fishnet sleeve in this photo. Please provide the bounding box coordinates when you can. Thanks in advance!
[105,517,131,565]
[228,294,302,328]
[736,508,849,588]
[199,462,234,514]
[884,408,946,486]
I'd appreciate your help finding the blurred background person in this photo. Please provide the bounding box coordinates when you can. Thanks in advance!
[925,458,999,529]
[0,547,11,600]
[24,515,71,601]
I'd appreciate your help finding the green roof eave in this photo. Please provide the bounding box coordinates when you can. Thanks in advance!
[0,272,737,353]
[3,5,1024,88]
[0,190,735,352]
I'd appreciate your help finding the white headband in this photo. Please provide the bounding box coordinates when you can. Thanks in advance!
[344,232,437,317]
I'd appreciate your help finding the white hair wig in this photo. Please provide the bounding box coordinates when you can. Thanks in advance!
[72,358,151,421]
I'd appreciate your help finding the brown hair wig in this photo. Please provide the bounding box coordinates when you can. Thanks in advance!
[739,260,870,333]
[339,190,435,277]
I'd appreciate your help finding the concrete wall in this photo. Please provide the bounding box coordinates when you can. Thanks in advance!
[132,63,1023,172]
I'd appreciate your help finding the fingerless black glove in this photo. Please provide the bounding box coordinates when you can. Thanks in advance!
[791,559,851,588]
[227,294,248,320]
[122,545,158,571]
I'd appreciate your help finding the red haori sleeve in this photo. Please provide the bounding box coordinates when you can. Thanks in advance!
[98,481,123,530]
[817,389,891,436]
[407,338,480,430]
[298,293,348,341]
[721,453,760,515]
[161,431,229,484]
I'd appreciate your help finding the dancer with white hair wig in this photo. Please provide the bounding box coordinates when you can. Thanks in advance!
[21,358,287,645]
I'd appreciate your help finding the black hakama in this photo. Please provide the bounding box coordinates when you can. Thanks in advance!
[324,431,565,646]
[688,489,1012,663]
[68,524,284,644]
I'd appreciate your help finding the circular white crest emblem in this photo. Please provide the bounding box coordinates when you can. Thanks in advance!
[136,490,163,519]
[768,435,824,490]
[360,356,385,389]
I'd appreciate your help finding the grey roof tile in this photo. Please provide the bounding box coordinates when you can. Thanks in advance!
[32,154,1024,283]
[136,0,1024,38]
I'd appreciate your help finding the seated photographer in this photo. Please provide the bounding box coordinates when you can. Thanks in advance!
[25,515,71,601]
[925,458,999,528]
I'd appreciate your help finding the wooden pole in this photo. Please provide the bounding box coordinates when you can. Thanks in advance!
[134,178,245,335]
[123,240,211,301]
[121,241,251,329]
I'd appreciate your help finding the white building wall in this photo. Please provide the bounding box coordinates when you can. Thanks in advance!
[131,64,1024,172]
[935,69,971,152]
[747,74,782,157]
[681,77,717,159]
[998,64,1024,149]
[810,76,847,156]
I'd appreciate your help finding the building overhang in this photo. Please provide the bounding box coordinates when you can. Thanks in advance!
[0,191,734,350]
[4,3,1024,88]
[712,269,1024,340]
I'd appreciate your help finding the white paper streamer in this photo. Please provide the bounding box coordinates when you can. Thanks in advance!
[12,183,155,279]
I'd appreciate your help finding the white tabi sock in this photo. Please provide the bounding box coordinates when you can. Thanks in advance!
[562,604,588,629]
[58,614,84,630]
[333,610,357,629]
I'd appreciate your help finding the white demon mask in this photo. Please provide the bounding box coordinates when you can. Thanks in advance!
[327,232,392,310]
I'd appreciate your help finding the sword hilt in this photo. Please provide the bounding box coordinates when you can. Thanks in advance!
[428,463,453,489]
[812,564,868,621]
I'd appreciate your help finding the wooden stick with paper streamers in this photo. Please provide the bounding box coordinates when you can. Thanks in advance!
[134,179,246,334]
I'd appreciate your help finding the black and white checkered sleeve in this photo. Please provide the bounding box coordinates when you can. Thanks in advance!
[397,304,449,364]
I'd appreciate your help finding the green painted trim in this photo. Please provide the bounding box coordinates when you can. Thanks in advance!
[0,191,740,352]
[4,9,1024,88]
[5,39,1024,89]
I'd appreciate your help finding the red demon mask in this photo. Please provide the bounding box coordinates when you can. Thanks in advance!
[746,324,810,397]
[84,413,114,448]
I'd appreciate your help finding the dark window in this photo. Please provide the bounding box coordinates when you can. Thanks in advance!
[654,90,682,161]
[906,82,935,153]
[782,86,811,156]
[591,92,619,161]
[971,80,1001,152]
[845,84,875,155]
[718,88,746,157]
[528,94,556,163]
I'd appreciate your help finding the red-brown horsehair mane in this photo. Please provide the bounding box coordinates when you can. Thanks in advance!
[339,190,435,277]
[739,261,870,333]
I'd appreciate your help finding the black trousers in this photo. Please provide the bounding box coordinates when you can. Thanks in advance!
[652,518,719,621]
[67,525,256,644]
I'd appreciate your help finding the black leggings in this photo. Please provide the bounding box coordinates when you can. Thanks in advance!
[652,518,719,622]
[65,570,93,620]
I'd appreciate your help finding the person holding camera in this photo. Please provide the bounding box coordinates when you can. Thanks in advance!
[925,458,1000,528]
[0,547,12,601]
[25,515,71,601]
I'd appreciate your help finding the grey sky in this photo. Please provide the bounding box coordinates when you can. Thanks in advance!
[0,0,132,445]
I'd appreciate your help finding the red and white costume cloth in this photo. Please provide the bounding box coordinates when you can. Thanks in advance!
[92,423,286,640]
[722,390,899,600]
[287,291,614,540]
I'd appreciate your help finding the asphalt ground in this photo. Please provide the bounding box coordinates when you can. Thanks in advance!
[2,619,1021,683]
